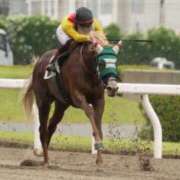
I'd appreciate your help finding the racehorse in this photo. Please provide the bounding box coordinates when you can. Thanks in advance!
[23,37,121,166]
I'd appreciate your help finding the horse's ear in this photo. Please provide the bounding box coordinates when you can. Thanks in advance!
[95,44,104,54]
[113,40,123,54]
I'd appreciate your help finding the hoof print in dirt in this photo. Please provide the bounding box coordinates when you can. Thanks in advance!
[20,159,43,167]
[139,155,154,171]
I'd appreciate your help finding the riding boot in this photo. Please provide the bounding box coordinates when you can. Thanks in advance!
[44,40,75,80]
[47,40,72,72]
[44,49,60,79]
[46,49,60,72]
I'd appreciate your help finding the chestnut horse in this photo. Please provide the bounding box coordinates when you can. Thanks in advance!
[23,40,120,166]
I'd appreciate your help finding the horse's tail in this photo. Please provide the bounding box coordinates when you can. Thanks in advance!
[22,76,34,120]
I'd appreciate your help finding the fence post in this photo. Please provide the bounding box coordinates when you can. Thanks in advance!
[141,94,162,159]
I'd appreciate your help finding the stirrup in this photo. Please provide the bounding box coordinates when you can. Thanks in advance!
[44,70,56,80]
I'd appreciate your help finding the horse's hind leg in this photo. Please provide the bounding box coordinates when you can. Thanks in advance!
[47,101,68,146]
[37,100,51,166]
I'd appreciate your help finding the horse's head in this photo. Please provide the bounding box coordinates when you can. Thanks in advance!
[90,32,122,97]
[80,32,121,97]
[81,42,121,97]
[96,42,122,97]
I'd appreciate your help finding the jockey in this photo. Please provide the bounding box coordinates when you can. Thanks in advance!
[46,7,105,75]
[57,7,104,45]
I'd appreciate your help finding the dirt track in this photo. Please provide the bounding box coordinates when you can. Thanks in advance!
[0,146,180,180]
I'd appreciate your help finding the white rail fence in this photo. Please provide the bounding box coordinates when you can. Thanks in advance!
[1,78,180,159]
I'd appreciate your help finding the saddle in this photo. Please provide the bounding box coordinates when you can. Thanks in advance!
[44,40,78,79]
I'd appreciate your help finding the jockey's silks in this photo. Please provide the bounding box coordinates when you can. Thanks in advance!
[60,13,103,42]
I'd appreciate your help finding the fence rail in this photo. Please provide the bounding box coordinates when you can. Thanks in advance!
[1,78,180,159]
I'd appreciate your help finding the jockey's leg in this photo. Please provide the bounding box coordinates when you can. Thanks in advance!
[46,26,71,73]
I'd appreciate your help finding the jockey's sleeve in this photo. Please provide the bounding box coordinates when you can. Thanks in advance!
[93,19,104,32]
[61,17,90,42]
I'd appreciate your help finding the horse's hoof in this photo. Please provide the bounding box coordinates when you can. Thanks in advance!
[96,158,103,166]
[42,162,49,168]
[33,148,43,156]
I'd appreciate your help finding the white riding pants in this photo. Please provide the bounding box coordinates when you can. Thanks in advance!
[56,26,71,45]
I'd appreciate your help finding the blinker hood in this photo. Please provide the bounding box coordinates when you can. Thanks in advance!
[96,46,119,80]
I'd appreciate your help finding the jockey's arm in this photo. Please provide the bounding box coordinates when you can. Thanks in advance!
[93,19,104,33]
[61,17,90,42]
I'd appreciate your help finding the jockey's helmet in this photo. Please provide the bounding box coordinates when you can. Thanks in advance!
[75,7,93,26]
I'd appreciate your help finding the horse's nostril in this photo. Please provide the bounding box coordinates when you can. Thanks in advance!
[107,86,112,91]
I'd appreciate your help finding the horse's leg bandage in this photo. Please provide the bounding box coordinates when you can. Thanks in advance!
[95,142,104,151]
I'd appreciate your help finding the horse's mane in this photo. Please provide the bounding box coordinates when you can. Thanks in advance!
[90,31,109,46]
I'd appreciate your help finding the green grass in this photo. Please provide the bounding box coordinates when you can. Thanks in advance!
[0,64,172,79]
[119,65,157,72]
[0,89,26,122]
[119,64,177,72]
[0,131,180,156]
[0,88,146,124]
[0,65,149,124]
[0,65,33,79]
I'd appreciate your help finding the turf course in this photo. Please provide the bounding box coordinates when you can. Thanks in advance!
[0,131,180,157]
[0,65,146,124]
[0,88,145,124]
[0,64,162,79]
[0,65,33,79]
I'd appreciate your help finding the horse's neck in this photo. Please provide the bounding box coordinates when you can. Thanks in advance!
[80,46,97,75]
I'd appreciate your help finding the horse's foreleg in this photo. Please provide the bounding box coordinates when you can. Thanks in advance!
[80,98,101,142]
[47,101,68,146]
[93,98,104,139]
[93,98,105,165]
[38,101,51,166]
[76,94,102,153]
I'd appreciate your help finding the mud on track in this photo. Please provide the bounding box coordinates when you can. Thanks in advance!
[0,146,180,180]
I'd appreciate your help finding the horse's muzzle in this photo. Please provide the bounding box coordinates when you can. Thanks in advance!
[106,77,119,97]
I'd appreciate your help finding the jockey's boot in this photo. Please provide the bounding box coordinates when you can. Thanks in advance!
[46,49,60,72]
[44,49,60,79]
[44,48,70,79]
[44,40,74,79]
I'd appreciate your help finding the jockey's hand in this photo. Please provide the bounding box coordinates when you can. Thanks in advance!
[89,32,97,43]
[89,31,109,46]
[89,36,99,46]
